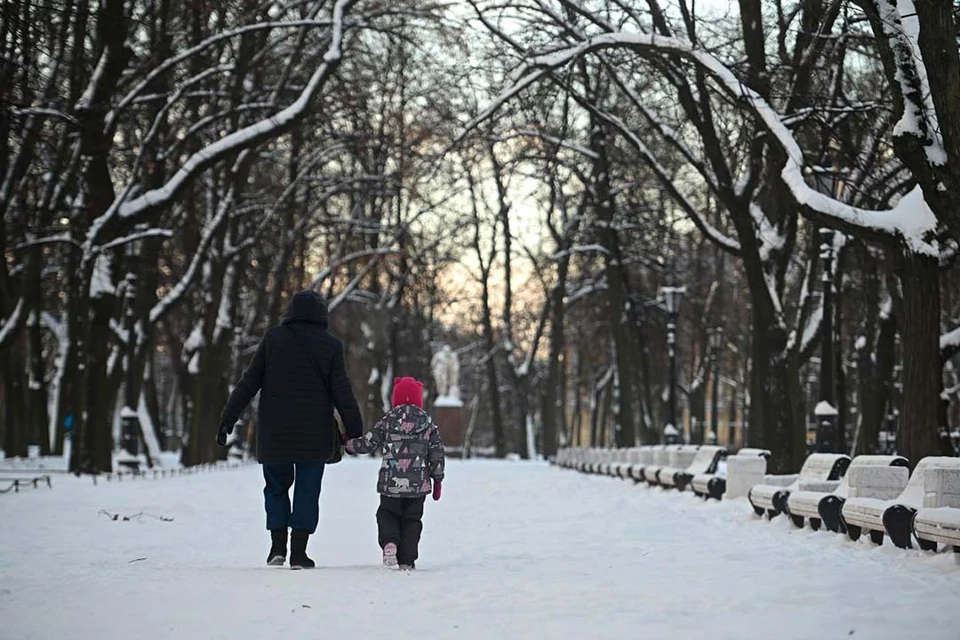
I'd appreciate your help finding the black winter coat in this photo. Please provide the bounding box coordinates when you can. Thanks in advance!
[218,291,364,463]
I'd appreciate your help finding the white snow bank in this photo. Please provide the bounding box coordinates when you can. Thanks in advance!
[1,461,958,640]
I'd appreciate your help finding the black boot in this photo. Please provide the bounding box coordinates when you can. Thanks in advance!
[267,529,287,566]
[289,529,315,569]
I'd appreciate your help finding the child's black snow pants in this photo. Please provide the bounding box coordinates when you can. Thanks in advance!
[377,495,425,566]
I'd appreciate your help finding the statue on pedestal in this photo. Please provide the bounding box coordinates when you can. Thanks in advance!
[431,344,462,407]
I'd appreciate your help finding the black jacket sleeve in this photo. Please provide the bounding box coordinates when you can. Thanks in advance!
[218,336,267,430]
[329,342,364,438]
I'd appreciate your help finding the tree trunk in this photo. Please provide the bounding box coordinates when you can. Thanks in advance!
[747,310,804,473]
[479,276,506,457]
[542,263,568,458]
[84,296,117,472]
[688,381,706,444]
[591,123,637,447]
[2,345,27,457]
[899,253,941,467]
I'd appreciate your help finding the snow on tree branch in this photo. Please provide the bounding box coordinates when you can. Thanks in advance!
[0,298,25,348]
[874,0,946,167]
[310,247,403,291]
[99,229,174,253]
[941,326,960,362]
[472,29,938,256]
[98,0,356,238]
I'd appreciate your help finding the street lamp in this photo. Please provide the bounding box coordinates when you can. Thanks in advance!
[118,233,144,472]
[661,285,686,441]
[709,327,723,447]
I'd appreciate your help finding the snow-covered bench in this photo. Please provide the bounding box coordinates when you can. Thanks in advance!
[842,456,960,548]
[628,446,657,482]
[608,448,635,478]
[831,465,909,540]
[785,455,907,531]
[594,449,619,476]
[586,449,605,474]
[0,474,52,494]
[565,448,585,470]
[748,453,850,519]
[913,464,960,552]
[692,448,770,500]
[660,445,726,491]
[611,448,640,479]
[643,445,684,485]
[577,449,594,473]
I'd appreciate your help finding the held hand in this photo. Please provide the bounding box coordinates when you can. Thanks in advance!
[432,479,442,502]
[216,423,233,446]
[344,439,356,455]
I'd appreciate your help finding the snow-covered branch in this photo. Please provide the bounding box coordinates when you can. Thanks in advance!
[98,228,174,253]
[475,29,938,256]
[89,0,356,249]
[105,19,340,133]
[941,326,960,362]
[311,247,402,291]
[0,298,26,348]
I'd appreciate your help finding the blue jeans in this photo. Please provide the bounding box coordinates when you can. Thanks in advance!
[262,462,325,533]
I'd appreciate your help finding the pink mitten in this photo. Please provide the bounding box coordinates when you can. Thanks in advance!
[432,479,442,502]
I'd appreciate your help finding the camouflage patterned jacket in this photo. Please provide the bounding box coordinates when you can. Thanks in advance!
[347,404,445,497]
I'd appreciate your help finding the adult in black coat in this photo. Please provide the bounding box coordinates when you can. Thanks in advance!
[217,290,363,568]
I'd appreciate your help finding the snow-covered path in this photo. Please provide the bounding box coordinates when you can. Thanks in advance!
[1,460,958,639]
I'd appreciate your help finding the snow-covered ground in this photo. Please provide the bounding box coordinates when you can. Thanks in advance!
[1,459,958,639]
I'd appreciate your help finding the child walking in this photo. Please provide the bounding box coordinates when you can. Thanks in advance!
[346,376,444,570]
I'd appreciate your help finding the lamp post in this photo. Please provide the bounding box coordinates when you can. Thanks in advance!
[662,286,686,440]
[810,166,842,454]
[890,363,903,454]
[119,235,143,472]
[709,327,723,447]
[814,227,838,453]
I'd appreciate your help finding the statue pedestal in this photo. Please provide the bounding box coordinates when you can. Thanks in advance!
[432,396,464,456]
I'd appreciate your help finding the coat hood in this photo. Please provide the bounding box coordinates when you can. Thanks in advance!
[281,290,329,327]
[384,404,432,434]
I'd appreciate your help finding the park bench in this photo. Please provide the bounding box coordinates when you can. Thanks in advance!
[643,445,682,484]
[660,445,726,491]
[628,446,657,482]
[692,448,770,500]
[841,456,960,548]
[592,449,612,475]
[610,448,639,479]
[555,448,574,468]
[580,449,595,473]
[581,449,597,473]
[785,454,907,531]
[597,449,616,475]
[747,453,850,519]
[913,464,960,553]
[569,448,585,472]
[606,448,631,477]
[583,449,599,474]
[0,474,52,494]
[596,449,613,475]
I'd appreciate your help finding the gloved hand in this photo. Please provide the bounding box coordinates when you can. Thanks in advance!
[216,423,232,446]
[432,479,442,502]
[344,439,356,455]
